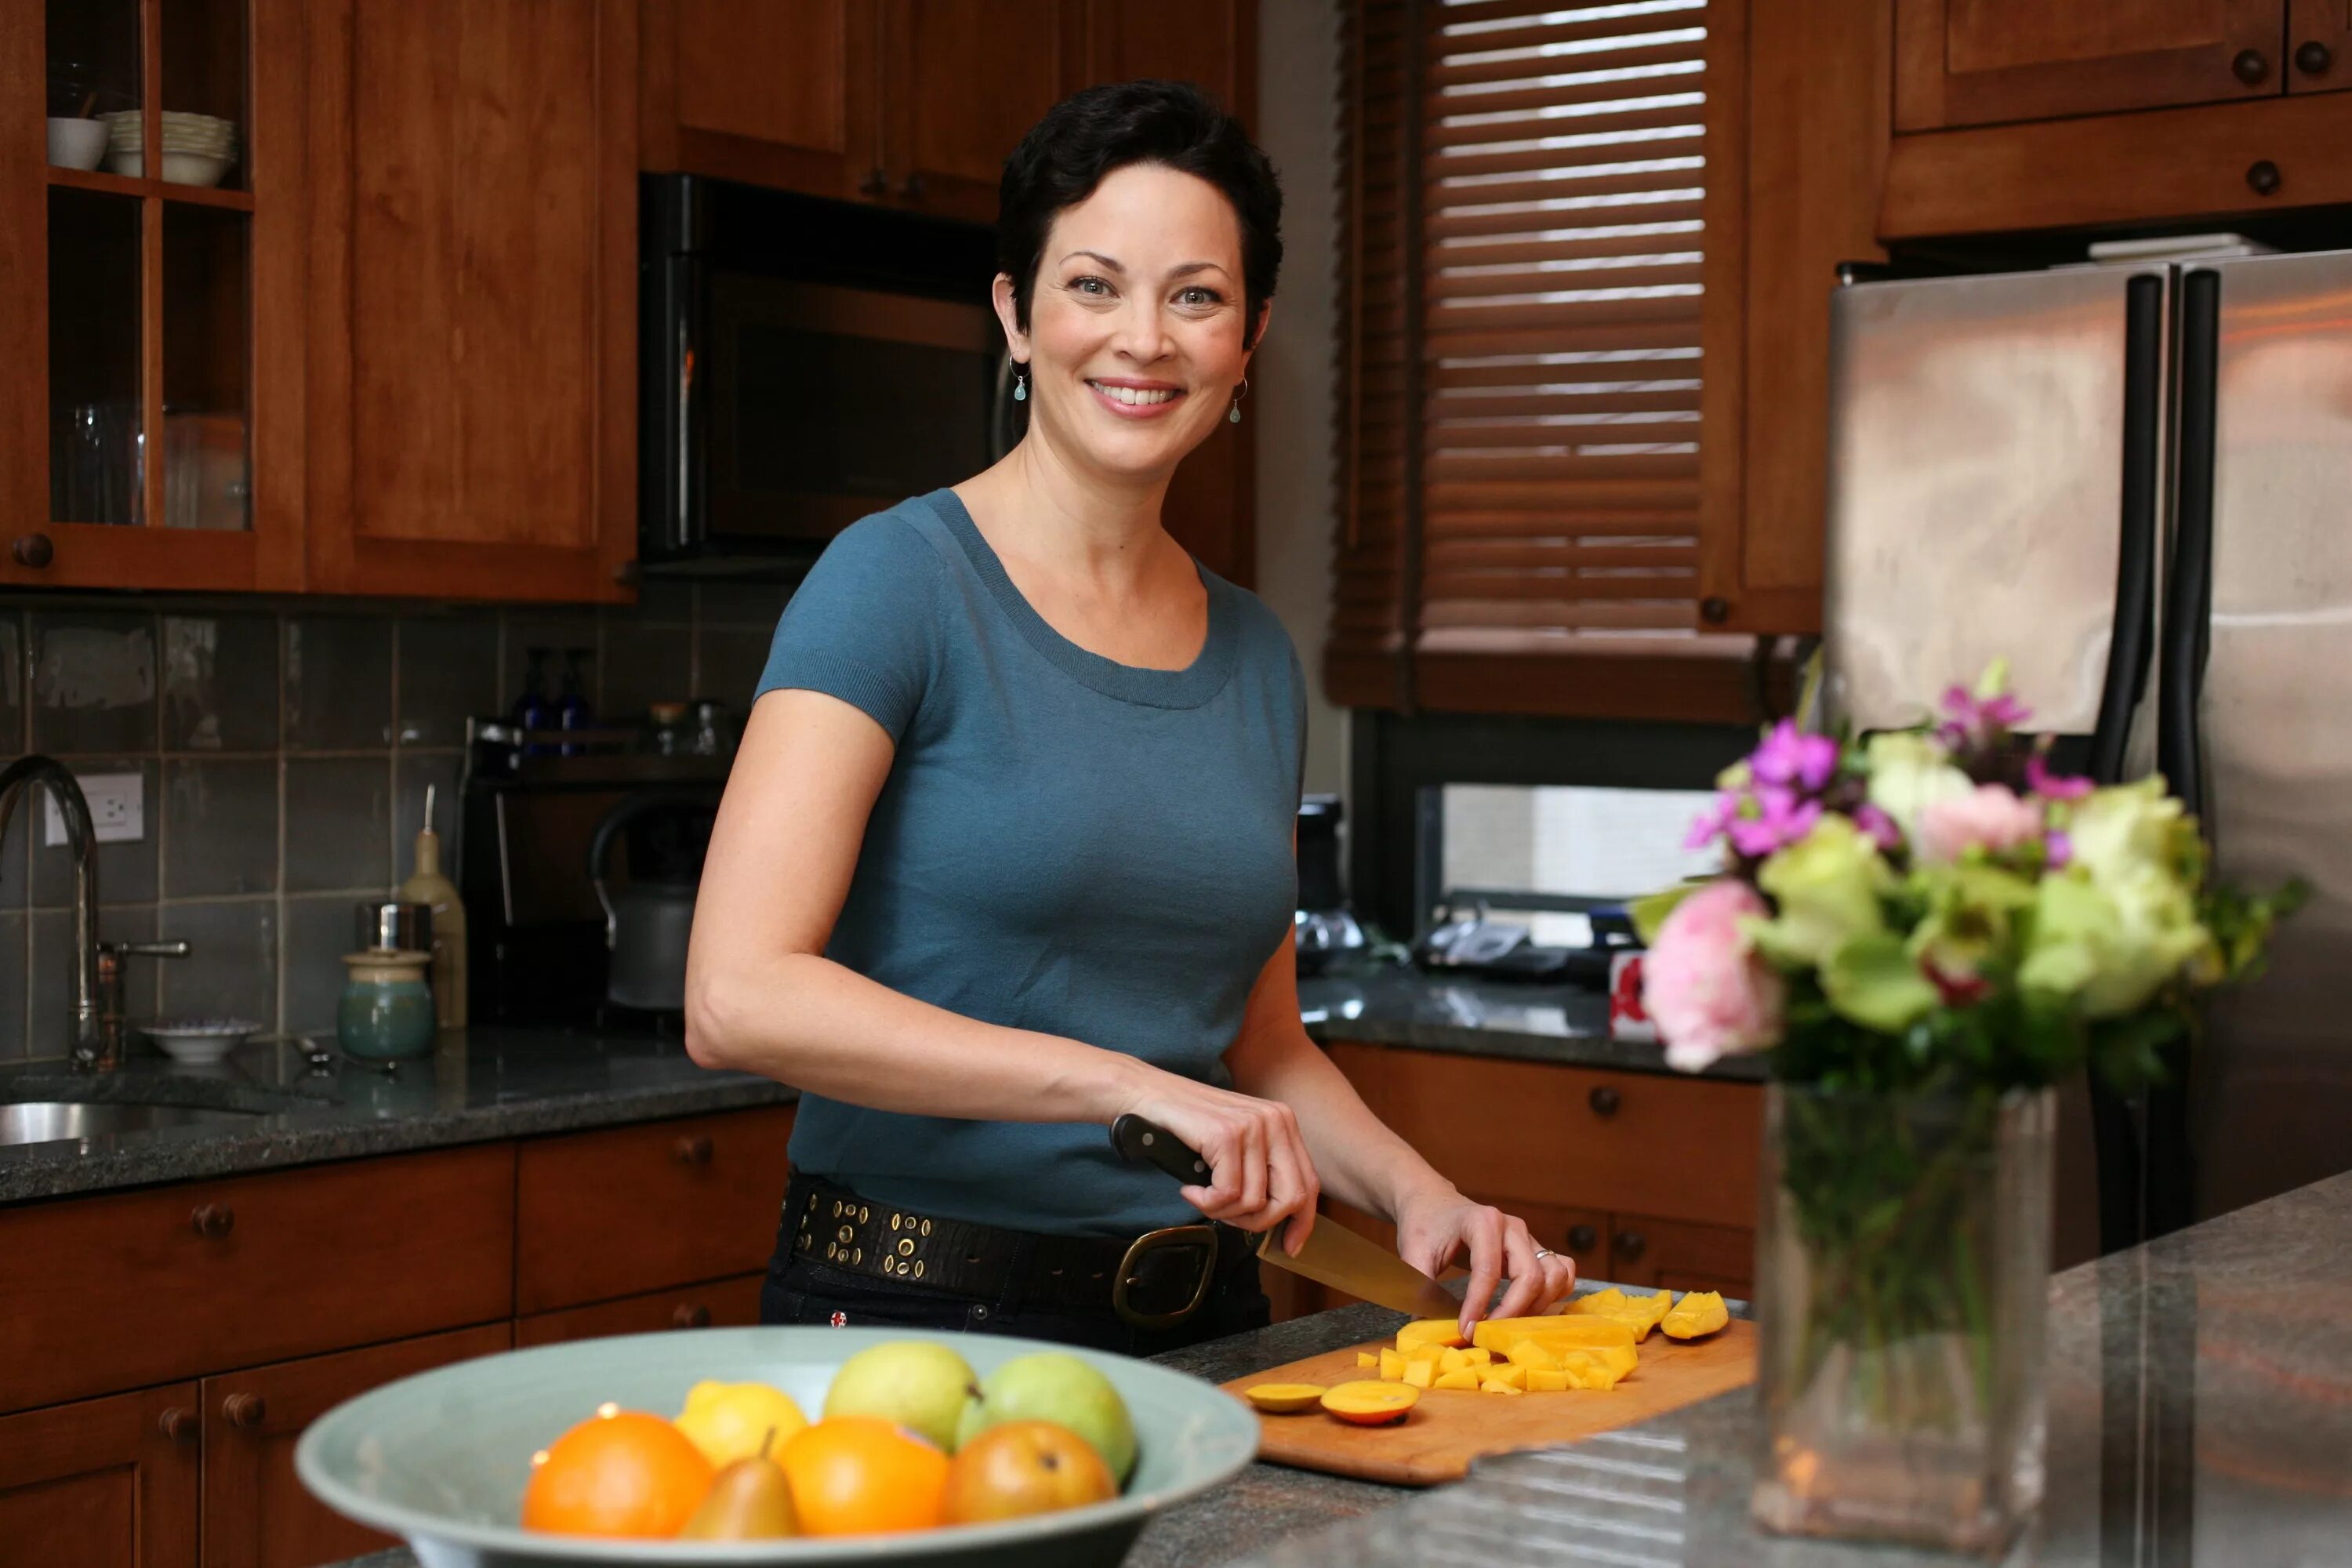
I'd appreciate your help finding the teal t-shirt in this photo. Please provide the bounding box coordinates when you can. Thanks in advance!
[755,489,1305,1236]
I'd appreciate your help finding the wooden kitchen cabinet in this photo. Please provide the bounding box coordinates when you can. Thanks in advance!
[641,0,880,198]
[880,0,1080,224]
[1893,0,2287,131]
[2289,0,2352,90]
[0,1382,200,1568]
[0,0,307,594]
[1606,1214,1755,1298]
[198,1324,509,1568]
[515,1272,767,1347]
[303,0,639,601]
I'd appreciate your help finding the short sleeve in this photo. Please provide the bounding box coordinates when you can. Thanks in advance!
[756,514,943,742]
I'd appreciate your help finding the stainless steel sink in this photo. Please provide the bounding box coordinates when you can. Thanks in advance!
[0,1100,263,1148]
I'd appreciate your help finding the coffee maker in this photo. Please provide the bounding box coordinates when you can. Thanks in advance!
[1294,794,1367,975]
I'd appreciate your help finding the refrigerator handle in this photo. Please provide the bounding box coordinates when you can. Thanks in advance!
[2159,269,2222,818]
[2089,274,2167,786]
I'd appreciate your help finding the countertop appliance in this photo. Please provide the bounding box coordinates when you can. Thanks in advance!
[1821,244,2352,1253]
[1294,794,1367,975]
[640,174,1018,574]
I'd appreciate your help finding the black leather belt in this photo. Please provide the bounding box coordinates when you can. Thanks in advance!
[785,1175,1244,1329]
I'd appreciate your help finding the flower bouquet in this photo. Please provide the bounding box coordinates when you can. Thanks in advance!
[1635,664,2299,1551]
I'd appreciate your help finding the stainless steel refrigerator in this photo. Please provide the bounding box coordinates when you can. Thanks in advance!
[1819,245,2352,1254]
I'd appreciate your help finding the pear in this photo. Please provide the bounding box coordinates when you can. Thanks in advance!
[677,1429,797,1540]
[964,1352,1136,1485]
[822,1340,980,1453]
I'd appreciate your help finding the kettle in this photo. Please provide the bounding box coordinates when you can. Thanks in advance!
[586,791,717,1012]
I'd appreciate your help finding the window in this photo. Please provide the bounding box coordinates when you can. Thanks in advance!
[1329,0,1757,719]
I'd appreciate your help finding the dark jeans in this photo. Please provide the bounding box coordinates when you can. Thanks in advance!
[758,1209,1272,1357]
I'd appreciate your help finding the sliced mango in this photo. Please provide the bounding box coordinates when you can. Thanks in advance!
[1461,1346,1493,1367]
[1438,1347,1472,1375]
[1244,1383,1327,1414]
[1478,1377,1524,1396]
[1560,1344,1640,1380]
[1524,1367,1573,1392]
[1661,1290,1731,1340]
[1377,1348,1406,1381]
[1405,1342,1450,1365]
[1500,1338,1559,1371]
[1357,1351,1378,1370]
[1432,1367,1481,1391]
[1396,1319,1468,1352]
[1482,1363,1526,1392]
[1403,1358,1436,1390]
[1322,1381,1418,1425]
[1472,1316,1635,1352]
[1570,1287,1628,1313]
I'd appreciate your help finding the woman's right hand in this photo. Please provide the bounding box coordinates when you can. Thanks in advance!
[1113,1069,1321,1254]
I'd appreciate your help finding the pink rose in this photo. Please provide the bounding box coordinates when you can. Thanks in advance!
[1642,880,1785,1073]
[1915,783,2045,866]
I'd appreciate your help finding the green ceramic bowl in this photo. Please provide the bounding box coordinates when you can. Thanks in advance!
[296,1327,1259,1567]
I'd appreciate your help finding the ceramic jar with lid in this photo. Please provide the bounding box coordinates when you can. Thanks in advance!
[338,949,436,1061]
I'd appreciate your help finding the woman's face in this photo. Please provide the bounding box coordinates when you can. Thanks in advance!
[996,162,1268,483]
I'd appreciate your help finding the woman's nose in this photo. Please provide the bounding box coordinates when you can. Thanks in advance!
[1109,299,1171,363]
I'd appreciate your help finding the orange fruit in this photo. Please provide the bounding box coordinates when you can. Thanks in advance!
[775,1416,949,1536]
[942,1421,1116,1524]
[521,1407,716,1537]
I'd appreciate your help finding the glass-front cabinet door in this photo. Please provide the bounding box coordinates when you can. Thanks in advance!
[1,0,300,590]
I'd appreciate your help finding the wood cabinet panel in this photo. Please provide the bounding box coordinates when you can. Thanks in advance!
[641,0,881,197]
[880,0,1077,223]
[1482,1196,1612,1286]
[1603,1214,1754,1298]
[0,1383,200,1568]
[517,1105,796,1312]
[1078,0,1254,110]
[199,1324,509,1568]
[1894,0,2285,131]
[1380,1050,1762,1231]
[2288,0,2352,89]
[305,0,637,600]
[515,1272,767,1347]
[0,1144,514,1416]
[1880,89,2352,237]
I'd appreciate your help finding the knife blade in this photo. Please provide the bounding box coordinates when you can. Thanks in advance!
[1109,1114,1466,1322]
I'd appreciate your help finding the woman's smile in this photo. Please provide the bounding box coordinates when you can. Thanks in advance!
[1086,377,1186,417]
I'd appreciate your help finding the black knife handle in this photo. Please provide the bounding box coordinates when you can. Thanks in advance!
[1109,1115,1211,1185]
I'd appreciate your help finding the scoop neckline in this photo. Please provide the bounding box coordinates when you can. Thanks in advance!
[922,488,1240,710]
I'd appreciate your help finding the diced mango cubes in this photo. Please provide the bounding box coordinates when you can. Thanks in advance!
[1432,1367,1481,1391]
[1396,1319,1468,1352]
[1403,1358,1436,1389]
[1378,1348,1406,1381]
[1481,1363,1527,1392]
[1525,1368,1573,1392]
[1357,1351,1378,1369]
[1478,1377,1524,1396]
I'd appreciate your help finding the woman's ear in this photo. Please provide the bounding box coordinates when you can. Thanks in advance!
[990,272,1029,361]
[1243,296,1276,359]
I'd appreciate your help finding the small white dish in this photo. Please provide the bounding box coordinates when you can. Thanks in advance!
[140,1018,261,1065]
[106,148,234,187]
[47,117,109,171]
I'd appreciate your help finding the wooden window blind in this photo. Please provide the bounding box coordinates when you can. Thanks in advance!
[1330,0,1759,720]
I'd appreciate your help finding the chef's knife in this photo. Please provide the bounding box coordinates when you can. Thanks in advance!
[1109,1113,1466,1322]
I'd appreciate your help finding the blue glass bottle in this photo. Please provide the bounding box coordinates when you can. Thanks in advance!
[556,648,593,756]
[511,646,553,756]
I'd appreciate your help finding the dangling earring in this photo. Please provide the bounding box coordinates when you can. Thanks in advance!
[1229,377,1249,424]
[1013,365,1028,402]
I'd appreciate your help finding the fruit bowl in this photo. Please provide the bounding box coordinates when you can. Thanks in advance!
[296,1327,1258,1566]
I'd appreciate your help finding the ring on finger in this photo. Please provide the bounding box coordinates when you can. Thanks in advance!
[1532,1246,1555,1260]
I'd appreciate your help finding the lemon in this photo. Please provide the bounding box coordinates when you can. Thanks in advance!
[673,1380,809,1468]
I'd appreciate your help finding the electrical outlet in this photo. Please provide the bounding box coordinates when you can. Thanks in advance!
[45,772,144,846]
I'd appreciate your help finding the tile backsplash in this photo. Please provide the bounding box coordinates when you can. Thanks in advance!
[0,583,790,1060]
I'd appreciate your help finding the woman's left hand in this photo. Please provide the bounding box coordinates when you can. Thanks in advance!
[1392,1185,1577,1334]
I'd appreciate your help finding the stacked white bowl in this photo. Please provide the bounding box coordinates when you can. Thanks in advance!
[103,111,240,187]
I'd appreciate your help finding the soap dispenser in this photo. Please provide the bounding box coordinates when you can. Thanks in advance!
[399,784,468,1029]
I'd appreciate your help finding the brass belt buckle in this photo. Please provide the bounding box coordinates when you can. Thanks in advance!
[1111,1224,1218,1330]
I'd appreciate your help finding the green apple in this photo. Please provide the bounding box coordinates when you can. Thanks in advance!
[821,1340,979,1453]
[964,1352,1136,1485]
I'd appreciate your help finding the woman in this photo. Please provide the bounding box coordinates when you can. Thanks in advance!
[687,82,1575,1353]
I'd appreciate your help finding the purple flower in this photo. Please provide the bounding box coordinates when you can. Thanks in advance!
[1853,802,1903,851]
[1685,793,1736,851]
[2027,752,2093,800]
[1938,684,2033,746]
[1750,720,1841,794]
[2045,829,2073,869]
[1728,787,1823,859]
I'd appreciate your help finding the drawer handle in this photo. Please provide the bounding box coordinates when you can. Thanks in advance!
[1588,1085,1621,1118]
[191,1203,235,1239]
[858,167,887,197]
[221,1393,266,1429]
[1566,1223,1598,1253]
[673,1134,714,1166]
[2232,48,2270,85]
[2248,158,2281,196]
[2296,40,2333,75]
[1614,1230,1647,1262]
[12,533,53,568]
[672,1301,713,1329]
[158,1406,198,1443]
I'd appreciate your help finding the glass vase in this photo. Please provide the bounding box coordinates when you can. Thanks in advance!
[1750,1082,2056,1553]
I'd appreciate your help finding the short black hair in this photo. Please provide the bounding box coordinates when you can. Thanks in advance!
[998,80,1282,350]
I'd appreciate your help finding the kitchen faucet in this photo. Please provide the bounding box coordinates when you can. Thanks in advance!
[0,756,188,1070]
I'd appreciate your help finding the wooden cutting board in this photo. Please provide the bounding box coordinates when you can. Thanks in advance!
[1221,1320,1757,1486]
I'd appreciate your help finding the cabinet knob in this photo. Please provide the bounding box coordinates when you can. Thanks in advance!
[158,1406,198,1443]
[2232,48,2270,85]
[1699,597,1731,625]
[2247,159,2282,196]
[1614,1229,1647,1262]
[1566,1223,1599,1253]
[1588,1085,1622,1118]
[191,1203,235,1239]
[221,1393,266,1429]
[858,168,887,197]
[11,534,53,568]
[673,1134,714,1166]
[2296,40,2334,75]
[671,1301,712,1329]
[898,172,927,201]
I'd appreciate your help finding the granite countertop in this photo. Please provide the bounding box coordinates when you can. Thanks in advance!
[1298,961,1765,1080]
[0,1027,794,1204]
[1234,1167,2352,1566]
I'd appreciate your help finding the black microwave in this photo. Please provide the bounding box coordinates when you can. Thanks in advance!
[640,175,1024,571]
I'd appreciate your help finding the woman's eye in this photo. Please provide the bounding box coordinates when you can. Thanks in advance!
[1178,287,1223,307]
[1071,275,1112,296]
